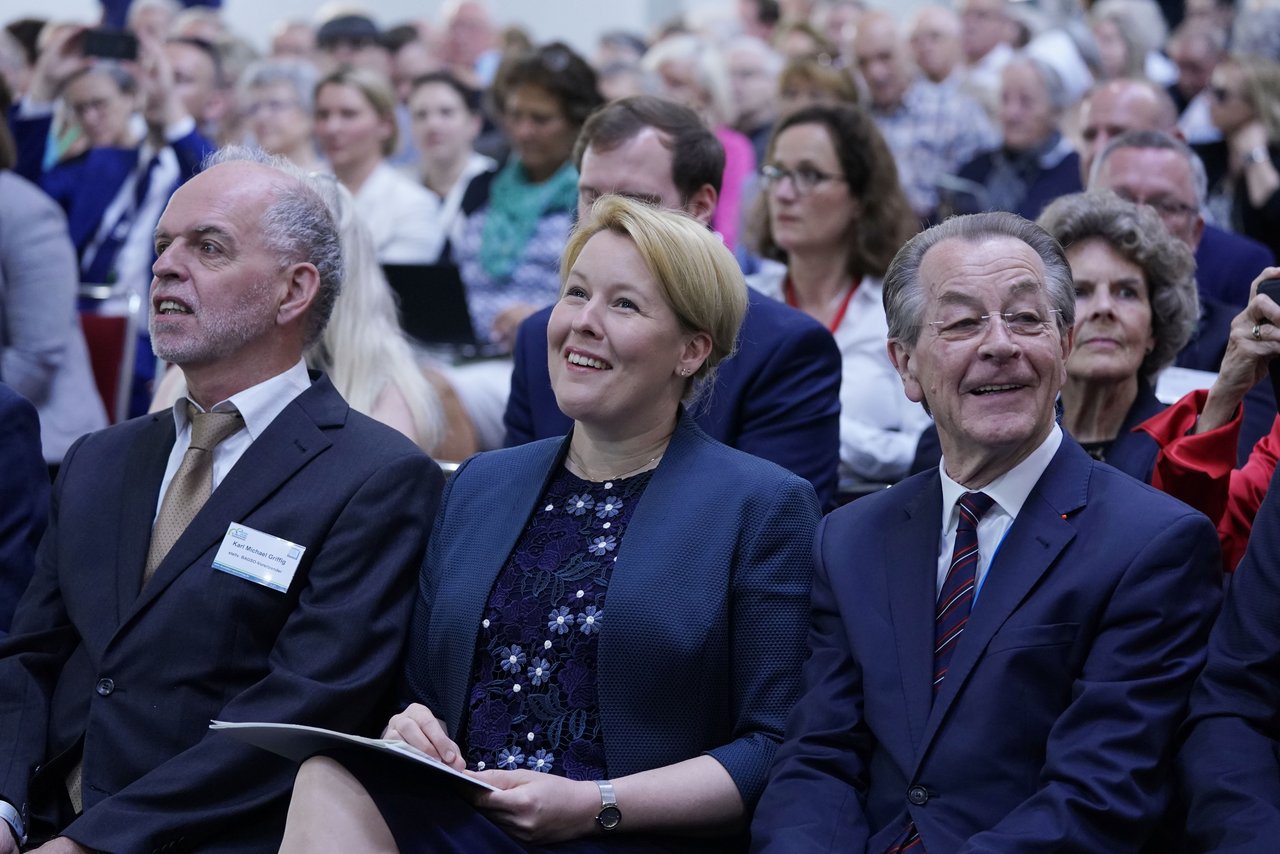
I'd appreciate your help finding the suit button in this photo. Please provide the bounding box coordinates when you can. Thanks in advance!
[95,678,114,696]
[907,785,929,805]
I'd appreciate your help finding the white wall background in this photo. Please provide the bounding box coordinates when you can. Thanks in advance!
[7,1,740,55]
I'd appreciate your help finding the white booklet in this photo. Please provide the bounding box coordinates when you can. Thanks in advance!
[209,720,499,792]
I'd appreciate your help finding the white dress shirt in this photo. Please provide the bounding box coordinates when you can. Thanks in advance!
[936,424,1062,600]
[747,265,933,490]
[156,359,311,518]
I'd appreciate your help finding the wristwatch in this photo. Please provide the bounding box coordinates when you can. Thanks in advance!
[1246,145,1270,166]
[0,801,26,847]
[594,780,621,831]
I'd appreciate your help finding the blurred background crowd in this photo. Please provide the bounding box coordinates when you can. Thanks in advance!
[3,0,1280,504]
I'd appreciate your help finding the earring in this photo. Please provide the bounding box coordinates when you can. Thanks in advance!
[679,368,690,377]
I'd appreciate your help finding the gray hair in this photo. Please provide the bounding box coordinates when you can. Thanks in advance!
[725,34,785,77]
[201,145,343,345]
[1090,0,1168,67]
[1090,129,1208,206]
[642,34,735,127]
[238,58,320,114]
[883,211,1075,345]
[1037,190,1198,378]
[1233,8,1280,63]
[1006,53,1070,113]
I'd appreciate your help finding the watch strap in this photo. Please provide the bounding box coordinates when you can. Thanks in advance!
[594,780,621,831]
[0,800,26,846]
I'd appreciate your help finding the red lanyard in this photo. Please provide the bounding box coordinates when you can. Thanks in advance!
[784,275,861,333]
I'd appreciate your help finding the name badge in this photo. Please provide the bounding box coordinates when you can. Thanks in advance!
[212,523,306,592]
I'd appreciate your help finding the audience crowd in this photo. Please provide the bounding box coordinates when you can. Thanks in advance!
[4,0,1280,850]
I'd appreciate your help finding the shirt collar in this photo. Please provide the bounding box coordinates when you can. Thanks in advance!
[939,424,1062,526]
[173,359,311,442]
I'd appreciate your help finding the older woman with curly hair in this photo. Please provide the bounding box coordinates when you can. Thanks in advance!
[1037,190,1199,482]
[748,103,929,493]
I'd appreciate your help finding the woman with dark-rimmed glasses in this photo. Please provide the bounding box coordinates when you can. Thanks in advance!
[747,103,929,494]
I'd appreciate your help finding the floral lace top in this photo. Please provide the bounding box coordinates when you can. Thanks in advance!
[460,465,653,779]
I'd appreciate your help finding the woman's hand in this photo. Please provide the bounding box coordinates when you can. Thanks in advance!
[1227,119,1269,167]
[381,703,465,770]
[1200,266,1280,432]
[27,25,90,104]
[466,770,599,844]
[135,35,188,134]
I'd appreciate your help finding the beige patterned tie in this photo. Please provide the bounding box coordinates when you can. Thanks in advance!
[143,402,244,585]
[67,403,244,813]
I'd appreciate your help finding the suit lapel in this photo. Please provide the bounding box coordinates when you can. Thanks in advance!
[919,440,1090,753]
[885,476,944,755]
[118,379,342,628]
[114,413,176,620]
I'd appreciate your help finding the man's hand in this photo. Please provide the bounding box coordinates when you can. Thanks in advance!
[491,304,538,353]
[30,837,90,854]
[467,770,599,844]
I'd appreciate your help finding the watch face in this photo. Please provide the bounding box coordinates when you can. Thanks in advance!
[597,805,622,830]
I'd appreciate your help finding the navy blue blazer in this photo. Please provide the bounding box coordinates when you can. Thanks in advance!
[1195,224,1275,309]
[1101,379,1165,483]
[10,110,213,269]
[0,383,48,635]
[0,374,442,852]
[751,437,1222,853]
[954,147,1083,221]
[504,289,843,509]
[1178,463,1280,852]
[404,413,820,810]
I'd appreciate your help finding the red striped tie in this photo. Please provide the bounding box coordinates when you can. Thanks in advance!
[934,491,995,693]
[886,492,995,854]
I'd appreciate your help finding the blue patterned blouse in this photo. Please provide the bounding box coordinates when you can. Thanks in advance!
[460,465,653,779]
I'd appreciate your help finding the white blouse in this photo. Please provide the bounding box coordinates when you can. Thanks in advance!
[748,264,933,490]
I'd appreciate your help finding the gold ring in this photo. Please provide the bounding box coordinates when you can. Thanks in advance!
[1254,323,1265,341]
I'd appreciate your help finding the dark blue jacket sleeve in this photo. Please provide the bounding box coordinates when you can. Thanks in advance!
[1179,463,1280,853]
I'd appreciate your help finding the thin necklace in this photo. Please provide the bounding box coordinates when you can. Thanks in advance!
[567,450,664,483]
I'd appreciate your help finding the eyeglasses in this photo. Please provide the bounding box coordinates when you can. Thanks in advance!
[1112,190,1198,220]
[927,309,1062,341]
[759,163,845,194]
[243,99,302,117]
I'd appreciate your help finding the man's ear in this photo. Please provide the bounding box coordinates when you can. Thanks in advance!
[686,184,718,226]
[277,261,321,328]
[889,338,925,404]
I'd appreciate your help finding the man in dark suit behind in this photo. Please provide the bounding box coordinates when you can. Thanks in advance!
[0,383,48,636]
[503,95,843,508]
[751,212,1222,852]
[0,148,443,853]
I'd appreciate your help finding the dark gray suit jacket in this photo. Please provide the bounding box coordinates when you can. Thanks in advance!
[0,374,442,853]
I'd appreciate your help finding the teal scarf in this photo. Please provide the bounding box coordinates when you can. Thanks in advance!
[480,158,579,281]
